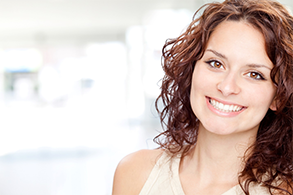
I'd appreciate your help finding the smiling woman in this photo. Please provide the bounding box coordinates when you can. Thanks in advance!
[112,0,293,195]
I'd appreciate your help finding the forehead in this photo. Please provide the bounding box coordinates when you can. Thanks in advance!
[208,20,265,48]
[205,20,273,68]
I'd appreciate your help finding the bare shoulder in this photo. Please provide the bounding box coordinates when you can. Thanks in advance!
[112,149,164,195]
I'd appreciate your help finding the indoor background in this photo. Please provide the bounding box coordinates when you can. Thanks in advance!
[0,0,291,194]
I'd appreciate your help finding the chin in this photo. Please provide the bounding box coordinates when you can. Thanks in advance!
[200,122,241,135]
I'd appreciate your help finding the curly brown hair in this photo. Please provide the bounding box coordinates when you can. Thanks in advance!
[154,0,293,194]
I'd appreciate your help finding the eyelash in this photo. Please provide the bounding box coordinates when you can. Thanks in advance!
[204,60,266,81]
[205,60,224,69]
[246,72,266,80]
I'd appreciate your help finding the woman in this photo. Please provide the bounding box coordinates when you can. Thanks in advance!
[112,0,293,194]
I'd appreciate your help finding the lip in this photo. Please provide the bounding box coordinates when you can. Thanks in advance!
[206,96,247,117]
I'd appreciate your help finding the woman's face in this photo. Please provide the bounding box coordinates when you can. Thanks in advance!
[190,21,276,136]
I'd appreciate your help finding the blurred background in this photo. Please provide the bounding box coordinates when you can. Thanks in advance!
[0,0,291,194]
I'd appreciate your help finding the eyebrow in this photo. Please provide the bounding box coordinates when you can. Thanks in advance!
[205,49,272,70]
[246,64,272,70]
[206,49,227,60]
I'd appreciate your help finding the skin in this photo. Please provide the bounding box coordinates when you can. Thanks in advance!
[190,21,276,137]
[112,21,277,195]
[112,149,164,195]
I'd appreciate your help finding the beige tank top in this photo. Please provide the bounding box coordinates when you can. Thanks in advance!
[139,152,271,195]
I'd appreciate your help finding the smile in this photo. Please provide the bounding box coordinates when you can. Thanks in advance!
[209,98,244,113]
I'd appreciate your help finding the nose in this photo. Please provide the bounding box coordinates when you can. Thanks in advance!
[217,72,241,96]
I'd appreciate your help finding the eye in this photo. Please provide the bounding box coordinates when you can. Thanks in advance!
[205,60,224,69]
[247,72,265,80]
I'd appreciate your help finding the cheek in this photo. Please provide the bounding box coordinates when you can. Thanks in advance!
[190,73,208,102]
[190,68,213,115]
[191,65,213,90]
[247,85,276,109]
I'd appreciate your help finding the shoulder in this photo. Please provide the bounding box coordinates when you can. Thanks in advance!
[112,149,164,195]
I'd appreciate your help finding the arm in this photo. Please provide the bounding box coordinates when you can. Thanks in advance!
[112,149,163,195]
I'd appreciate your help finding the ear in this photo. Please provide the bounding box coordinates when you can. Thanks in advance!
[269,98,277,111]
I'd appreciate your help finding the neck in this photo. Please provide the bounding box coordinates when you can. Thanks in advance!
[180,123,257,187]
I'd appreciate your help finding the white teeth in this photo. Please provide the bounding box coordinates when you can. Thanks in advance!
[209,99,243,112]
[223,104,229,110]
[218,102,224,109]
